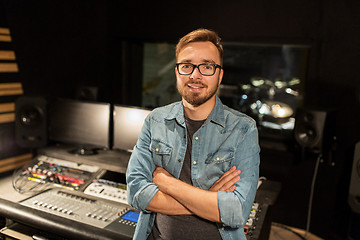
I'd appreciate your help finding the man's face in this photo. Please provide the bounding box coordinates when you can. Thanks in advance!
[176,41,223,107]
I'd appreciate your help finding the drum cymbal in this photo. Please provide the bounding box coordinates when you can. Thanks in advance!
[263,100,294,118]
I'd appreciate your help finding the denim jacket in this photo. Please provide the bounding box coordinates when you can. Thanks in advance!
[126,96,260,240]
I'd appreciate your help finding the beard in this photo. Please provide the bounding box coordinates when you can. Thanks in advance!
[177,80,219,107]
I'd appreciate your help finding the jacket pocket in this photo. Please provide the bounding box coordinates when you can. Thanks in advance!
[205,148,234,182]
[205,148,234,164]
[149,139,172,167]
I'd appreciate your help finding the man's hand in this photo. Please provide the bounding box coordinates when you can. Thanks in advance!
[152,166,175,194]
[209,166,241,192]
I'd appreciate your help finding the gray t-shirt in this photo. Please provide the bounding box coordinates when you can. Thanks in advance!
[148,117,222,240]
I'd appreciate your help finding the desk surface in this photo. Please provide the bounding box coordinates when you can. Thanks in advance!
[0,174,30,202]
[38,145,131,174]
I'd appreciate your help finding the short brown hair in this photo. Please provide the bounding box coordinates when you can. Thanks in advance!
[176,28,223,65]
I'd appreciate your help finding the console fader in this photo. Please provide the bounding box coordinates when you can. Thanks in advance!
[20,188,139,239]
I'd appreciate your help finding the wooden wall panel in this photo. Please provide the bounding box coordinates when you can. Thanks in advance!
[0,26,31,173]
[0,50,16,60]
[0,63,18,72]
[0,27,10,34]
[0,35,11,42]
[0,82,23,95]
[0,102,15,112]
[0,27,11,42]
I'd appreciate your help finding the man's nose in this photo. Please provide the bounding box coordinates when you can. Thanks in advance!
[190,66,202,79]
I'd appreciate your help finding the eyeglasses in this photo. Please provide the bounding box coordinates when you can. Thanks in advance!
[176,63,222,76]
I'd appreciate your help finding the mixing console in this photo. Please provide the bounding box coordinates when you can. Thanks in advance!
[8,150,272,240]
[20,188,138,239]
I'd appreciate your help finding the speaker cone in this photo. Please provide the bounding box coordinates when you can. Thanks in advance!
[19,106,43,127]
[295,125,317,147]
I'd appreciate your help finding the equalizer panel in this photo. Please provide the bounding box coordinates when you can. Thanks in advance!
[13,155,103,193]
[84,179,128,204]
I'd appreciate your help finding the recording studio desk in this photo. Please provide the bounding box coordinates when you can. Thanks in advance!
[0,146,134,240]
[0,146,281,240]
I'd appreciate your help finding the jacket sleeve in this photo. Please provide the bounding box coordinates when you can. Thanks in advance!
[126,116,159,212]
[217,121,260,228]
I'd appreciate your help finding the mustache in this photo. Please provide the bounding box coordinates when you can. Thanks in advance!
[185,81,207,87]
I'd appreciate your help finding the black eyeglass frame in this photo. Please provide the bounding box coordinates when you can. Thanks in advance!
[176,62,223,76]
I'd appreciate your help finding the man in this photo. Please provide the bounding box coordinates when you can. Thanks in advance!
[126,28,260,240]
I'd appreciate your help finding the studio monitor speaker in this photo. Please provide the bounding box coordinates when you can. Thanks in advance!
[349,141,360,214]
[294,108,336,153]
[15,96,47,148]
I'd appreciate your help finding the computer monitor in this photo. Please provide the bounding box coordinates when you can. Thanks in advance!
[48,99,111,155]
[113,105,151,152]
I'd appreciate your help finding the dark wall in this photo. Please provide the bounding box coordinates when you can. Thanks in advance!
[3,1,110,101]
[3,0,324,103]
[2,0,360,239]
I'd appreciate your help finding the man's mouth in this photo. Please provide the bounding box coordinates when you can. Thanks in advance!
[187,83,206,89]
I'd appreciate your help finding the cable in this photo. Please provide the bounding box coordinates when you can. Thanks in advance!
[304,153,322,239]
[11,162,51,195]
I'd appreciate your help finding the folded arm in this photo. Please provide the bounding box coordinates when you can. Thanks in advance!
[147,166,241,222]
[146,190,192,215]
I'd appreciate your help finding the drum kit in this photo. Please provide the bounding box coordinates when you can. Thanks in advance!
[237,77,300,130]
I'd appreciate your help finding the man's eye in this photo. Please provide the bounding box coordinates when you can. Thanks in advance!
[182,64,192,69]
[202,64,214,70]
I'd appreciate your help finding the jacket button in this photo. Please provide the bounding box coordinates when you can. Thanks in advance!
[178,159,181,162]
[193,161,197,165]
[195,136,199,140]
